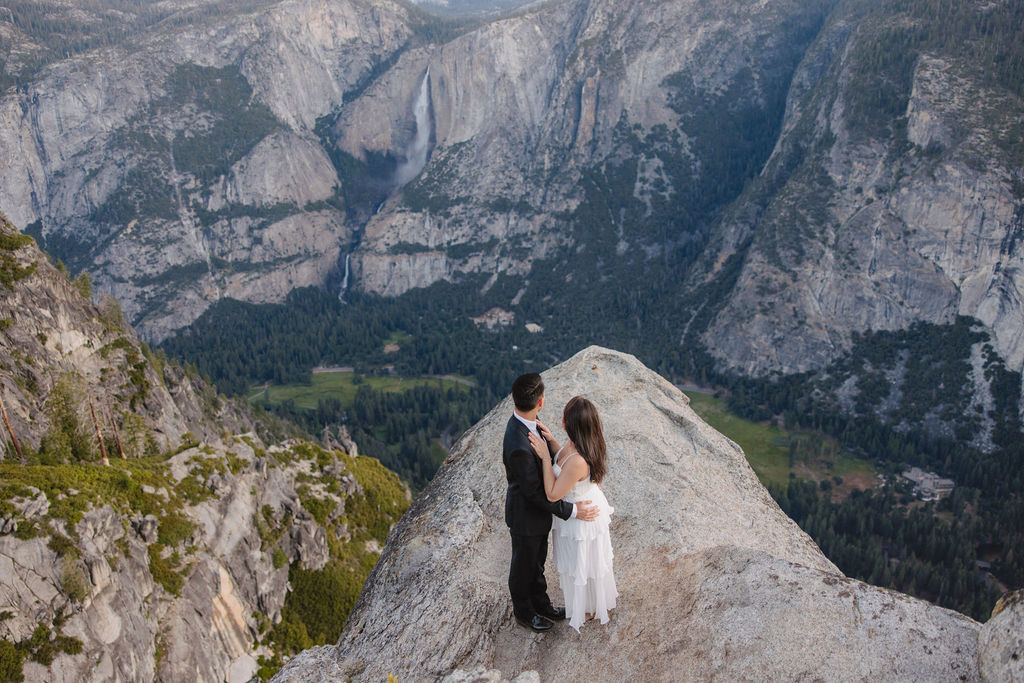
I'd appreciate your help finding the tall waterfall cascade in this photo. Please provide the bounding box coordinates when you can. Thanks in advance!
[340,252,351,294]
[395,68,432,186]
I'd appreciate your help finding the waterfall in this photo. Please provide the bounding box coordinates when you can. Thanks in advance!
[395,67,431,186]
[339,252,351,299]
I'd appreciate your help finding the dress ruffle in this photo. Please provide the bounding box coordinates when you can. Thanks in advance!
[552,476,618,631]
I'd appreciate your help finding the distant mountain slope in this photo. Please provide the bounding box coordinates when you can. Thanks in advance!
[696,0,1024,378]
[0,0,417,340]
[1,0,828,341]
[1,0,1021,421]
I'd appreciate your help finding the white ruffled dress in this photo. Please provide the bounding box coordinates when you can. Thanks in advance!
[552,449,618,632]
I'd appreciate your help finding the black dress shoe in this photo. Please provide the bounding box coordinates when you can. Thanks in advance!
[515,614,553,632]
[536,605,566,620]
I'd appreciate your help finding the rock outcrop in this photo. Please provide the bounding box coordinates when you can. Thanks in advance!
[0,214,252,455]
[0,437,407,682]
[700,14,1024,377]
[274,346,993,682]
[0,214,412,682]
[979,589,1024,682]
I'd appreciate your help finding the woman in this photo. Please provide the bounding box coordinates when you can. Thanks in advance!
[529,395,617,632]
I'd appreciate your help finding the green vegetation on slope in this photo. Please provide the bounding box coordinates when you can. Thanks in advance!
[686,391,875,492]
[1,438,408,681]
[252,370,480,491]
[169,64,283,184]
[844,0,1024,142]
[256,443,410,680]
[0,227,38,290]
[0,0,278,91]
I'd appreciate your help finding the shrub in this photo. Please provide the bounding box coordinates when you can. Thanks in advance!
[0,223,37,290]
[156,512,195,547]
[47,533,81,559]
[271,546,287,570]
[71,272,92,299]
[147,544,183,596]
[0,640,25,682]
[60,557,91,603]
[277,563,362,646]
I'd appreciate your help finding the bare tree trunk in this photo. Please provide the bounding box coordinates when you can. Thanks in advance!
[89,398,110,466]
[107,405,126,459]
[0,392,25,465]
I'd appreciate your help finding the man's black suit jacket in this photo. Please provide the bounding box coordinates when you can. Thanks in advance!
[503,415,573,535]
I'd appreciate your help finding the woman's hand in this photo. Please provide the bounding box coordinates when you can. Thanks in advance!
[528,432,549,461]
[536,420,554,442]
[535,419,560,456]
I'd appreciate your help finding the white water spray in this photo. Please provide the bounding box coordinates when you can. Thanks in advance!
[395,67,431,186]
[340,252,351,292]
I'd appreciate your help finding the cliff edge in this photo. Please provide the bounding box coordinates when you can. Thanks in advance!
[274,346,1012,681]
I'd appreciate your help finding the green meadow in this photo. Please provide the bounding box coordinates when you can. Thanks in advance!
[247,371,466,411]
[685,391,876,495]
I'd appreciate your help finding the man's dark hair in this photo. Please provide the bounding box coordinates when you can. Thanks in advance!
[512,373,544,412]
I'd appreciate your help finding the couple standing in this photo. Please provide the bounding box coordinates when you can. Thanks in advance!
[502,372,618,633]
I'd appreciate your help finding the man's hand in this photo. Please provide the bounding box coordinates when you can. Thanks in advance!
[575,500,598,522]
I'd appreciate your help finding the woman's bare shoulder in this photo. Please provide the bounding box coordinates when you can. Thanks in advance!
[563,452,589,480]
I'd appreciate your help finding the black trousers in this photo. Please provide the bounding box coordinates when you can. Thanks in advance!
[509,532,553,619]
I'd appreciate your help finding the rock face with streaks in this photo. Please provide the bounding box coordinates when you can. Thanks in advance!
[274,346,994,682]
[3,0,1021,416]
[0,213,250,454]
[701,42,1024,379]
[0,438,395,682]
[344,0,826,300]
[0,0,412,339]
[0,215,409,682]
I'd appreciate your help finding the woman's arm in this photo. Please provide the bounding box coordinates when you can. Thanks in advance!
[528,433,589,502]
[527,432,557,500]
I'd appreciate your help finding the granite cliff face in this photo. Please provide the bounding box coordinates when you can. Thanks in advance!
[0,214,249,453]
[273,347,1012,682]
[2,0,1021,405]
[1,436,406,682]
[345,0,824,296]
[0,216,410,681]
[1,0,828,341]
[699,5,1024,378]
[0,0,413,340]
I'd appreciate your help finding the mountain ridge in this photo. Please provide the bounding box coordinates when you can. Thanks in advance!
[3,0,1020,400]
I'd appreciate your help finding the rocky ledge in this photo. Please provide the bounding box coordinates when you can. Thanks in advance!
[0,437,409,682]
[274,346,1019,682]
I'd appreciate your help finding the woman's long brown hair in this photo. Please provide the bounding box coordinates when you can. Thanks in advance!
[563,396,607,484]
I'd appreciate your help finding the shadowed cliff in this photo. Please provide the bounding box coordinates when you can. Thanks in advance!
[273,346,1020,682]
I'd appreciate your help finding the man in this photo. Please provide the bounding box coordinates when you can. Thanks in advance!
[503,372,597,632]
